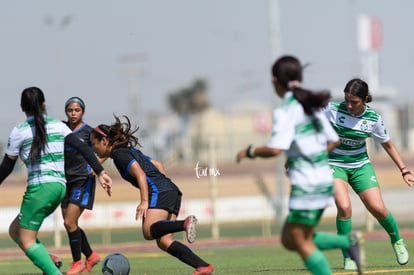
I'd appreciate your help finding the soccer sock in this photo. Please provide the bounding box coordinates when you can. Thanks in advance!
[378,212,400,244]
[336,218,352,258]
[150,220,184,239]
[68,228,82,262]
[166,241,209,268]
[25,242,60,275]
[304,249,331,275]
[313,232,350,250]
[80,228,93,258]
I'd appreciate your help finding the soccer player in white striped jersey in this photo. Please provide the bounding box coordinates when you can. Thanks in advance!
[325,78,414,270]
[0,87,112,275]
[237,55,364,275]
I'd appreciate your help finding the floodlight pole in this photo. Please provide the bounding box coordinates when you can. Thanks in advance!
[208,137,220,239]
[268,0,286,224]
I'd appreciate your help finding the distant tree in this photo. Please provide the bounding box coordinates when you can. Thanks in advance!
[168,78,209,114]
[167,78,210,162]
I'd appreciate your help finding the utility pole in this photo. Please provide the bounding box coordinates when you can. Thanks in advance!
[45,14,72,248]
[119,53,147,124]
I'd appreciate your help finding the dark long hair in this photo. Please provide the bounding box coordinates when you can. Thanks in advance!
[20,87,47,164]
[272,55,331,116]
[344,78,372,103]
[93,115,141,149]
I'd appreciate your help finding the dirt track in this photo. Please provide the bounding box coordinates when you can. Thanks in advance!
[2,153,413,206]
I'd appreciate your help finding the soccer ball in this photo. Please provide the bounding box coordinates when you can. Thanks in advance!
[101,252,130,275]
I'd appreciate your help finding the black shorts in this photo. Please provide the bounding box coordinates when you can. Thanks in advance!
[61,176,96,210]
[149,190,182,216]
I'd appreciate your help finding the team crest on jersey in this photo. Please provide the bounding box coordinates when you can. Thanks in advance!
[360,120,369,131]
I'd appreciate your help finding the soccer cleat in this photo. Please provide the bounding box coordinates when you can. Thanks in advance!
[183,215,198,243]
[346,232,364,274]
[192,264,214,275]
[343,257,357,270]
[392,239,409,265]
[66,260,84,275]
[82,251,101,273]
[50,254,63,269]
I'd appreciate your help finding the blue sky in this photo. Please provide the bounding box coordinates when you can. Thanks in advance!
[1,0,413,142]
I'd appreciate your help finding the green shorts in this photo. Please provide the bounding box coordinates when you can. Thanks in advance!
[331,163,379,194]
[19,183,66,231]
[287,209,325,226]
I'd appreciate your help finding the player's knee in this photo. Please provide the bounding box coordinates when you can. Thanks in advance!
[281,237,295,251]
[63,219,76,231]
[336,203,352,217]
[144,227,154,240]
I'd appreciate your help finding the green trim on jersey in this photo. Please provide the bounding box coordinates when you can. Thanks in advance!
[327,101,389,168]
[7,115,70,186]
[287,150,329,169]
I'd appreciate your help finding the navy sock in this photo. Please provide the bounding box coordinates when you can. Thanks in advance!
[80,228,93,257]
[150,220,184,239]
[68,228,82,262]
[166,241,208,268]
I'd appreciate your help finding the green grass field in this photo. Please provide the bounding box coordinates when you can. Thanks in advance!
[0,239,414,274]
[1,221,414,274]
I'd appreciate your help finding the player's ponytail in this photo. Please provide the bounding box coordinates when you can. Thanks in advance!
[272,55,331,132]
[94,115,141,149]
[20,87,47,164]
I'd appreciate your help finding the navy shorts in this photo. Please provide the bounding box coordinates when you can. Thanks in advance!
[149,190,182,216]
[61,176,96,210]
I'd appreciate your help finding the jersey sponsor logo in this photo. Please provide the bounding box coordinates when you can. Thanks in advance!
[338,116,346,124]
[340,137,364,146]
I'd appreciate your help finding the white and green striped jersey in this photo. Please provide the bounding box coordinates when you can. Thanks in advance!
[268,92,339,210]
[6,116,72,186]
[325,101,389,168]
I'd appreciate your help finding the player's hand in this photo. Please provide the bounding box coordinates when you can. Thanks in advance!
[236,149,247,163]
[135,201,148,220]
[403,172,414,187]
[97,171,112,196]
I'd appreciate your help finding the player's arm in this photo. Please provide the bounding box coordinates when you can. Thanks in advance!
[0,154,17,184]
[150,159,167,175]
[327,140,340,153]
[381,140,414,187]
[65,133,112,195]
[236,145,282,163]
[129,161,149,220]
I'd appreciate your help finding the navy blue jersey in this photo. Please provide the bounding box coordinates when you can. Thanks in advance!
[64,122,93,182]
[112,147,182,195]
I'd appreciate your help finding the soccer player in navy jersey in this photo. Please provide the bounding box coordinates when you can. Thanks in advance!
[61,97,109,274]
[90,115,213,275]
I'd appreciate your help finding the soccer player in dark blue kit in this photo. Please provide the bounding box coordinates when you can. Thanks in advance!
[90,115,214,275]
[61,97,110,274]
